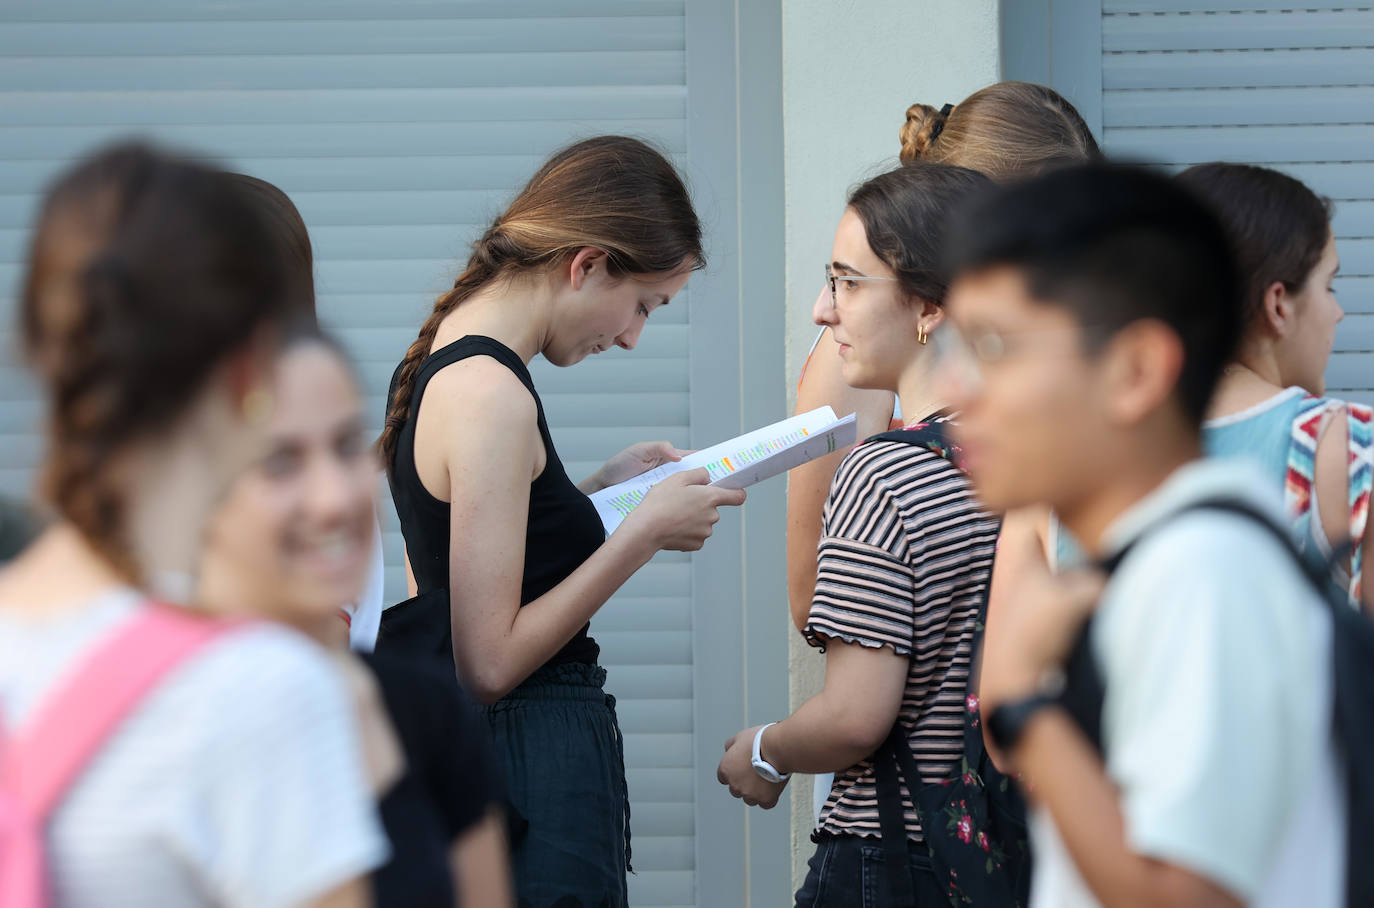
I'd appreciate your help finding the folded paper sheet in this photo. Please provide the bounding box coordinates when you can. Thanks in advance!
[590,406,858,534]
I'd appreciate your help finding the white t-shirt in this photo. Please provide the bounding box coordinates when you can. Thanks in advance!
[346,517,386,652]
[0,590,389,908]
[1030,459,1344,908]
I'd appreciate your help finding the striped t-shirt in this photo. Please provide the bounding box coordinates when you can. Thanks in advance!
[804,436,998,842]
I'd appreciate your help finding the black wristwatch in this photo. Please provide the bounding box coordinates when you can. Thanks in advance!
[987,692,1060,752]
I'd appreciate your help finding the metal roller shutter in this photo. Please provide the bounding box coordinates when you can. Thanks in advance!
[1100,3,1374,406]
[0,2,750,903]
[1005,2,1372,406]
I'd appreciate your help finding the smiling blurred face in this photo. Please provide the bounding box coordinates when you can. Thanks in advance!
[1277,231,1342,395]
[206,342,377,627]
[941,266,1114,514]
[814,209,923,392]
[546,252,692,366]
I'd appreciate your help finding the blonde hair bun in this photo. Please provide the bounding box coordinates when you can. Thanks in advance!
[899,103,940,163]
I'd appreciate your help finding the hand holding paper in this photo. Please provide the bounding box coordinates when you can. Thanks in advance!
[590,407,858,534]
[618,468,747,552]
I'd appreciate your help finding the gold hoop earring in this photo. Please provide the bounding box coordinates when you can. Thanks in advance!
[917,325,929,346]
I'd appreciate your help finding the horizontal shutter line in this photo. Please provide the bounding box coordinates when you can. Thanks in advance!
[1104,85,1374,129]
[629,836,695,872]
[0,52,686,92]
[624,732,694,768]
[1325,352,1374,389]
[1335,277,1374,311]
[1104,47,1374,91]
[1336,315,1374,352]
[0,152,688,194]
[627,768,692,802]
[0,119,687,161]
[1105,2,1361,13]
[596,631,692,664]
[0,18,684,56]
[628,872,693,907]
[613,698,693,733]
[1105,9,1374,52]
[602,666,692,696]
[0,86,686,128]
[1334,201,1374,237]
[630,802,695,836]
[1102,124,1374,164]
[6,1,687,23]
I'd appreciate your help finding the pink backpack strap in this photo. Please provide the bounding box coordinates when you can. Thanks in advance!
[0,605,238,906]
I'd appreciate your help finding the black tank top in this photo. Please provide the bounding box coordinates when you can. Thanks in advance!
[385,335,602,667]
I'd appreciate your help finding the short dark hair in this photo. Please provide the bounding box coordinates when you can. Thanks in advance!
[847,162,993,305]
[947,163,1242,425]
[1175,163,1332,335]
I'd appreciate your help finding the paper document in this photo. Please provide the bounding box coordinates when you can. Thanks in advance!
[590,406,858,534]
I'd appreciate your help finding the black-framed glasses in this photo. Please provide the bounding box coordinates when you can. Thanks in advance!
[825,263,899,309]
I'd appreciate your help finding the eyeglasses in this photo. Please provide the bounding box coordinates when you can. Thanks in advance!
[825,264,899,309]
[931,320,1107,388]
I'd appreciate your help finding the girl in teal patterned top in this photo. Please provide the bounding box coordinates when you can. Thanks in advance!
[1047,164,1371,609]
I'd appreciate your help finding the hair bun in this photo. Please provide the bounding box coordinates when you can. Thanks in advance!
[900,103,942,163]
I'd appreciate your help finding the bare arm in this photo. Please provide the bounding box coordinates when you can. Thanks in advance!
[980,506,1054,767]
[786,328,898,631]
[438,362,743,702]
[1312,410,1373,613]
[762,637,908,772]
[716,638,906,809]
[1008,710,1244,908]
[449,809,513,908]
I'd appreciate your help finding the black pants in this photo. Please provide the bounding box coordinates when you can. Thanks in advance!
[484,662,629,908]
[796,833,945,907]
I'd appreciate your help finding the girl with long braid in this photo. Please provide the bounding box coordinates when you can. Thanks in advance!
[376,136,743,906]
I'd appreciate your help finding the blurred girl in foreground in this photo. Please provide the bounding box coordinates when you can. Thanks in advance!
[0,143,385,906]
[200,322,513,907]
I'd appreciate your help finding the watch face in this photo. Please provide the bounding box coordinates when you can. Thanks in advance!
[753,762,784,784]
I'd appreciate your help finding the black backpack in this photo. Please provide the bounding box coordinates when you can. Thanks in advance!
[1059,496,1374,908]
[866,425,1032,908]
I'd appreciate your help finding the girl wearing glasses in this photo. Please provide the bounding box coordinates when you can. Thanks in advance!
[788,81,1100,636]
[718,163,1003,906]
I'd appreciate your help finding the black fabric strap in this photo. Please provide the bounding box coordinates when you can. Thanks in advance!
[869,415,995,901]
[875,731,917,906]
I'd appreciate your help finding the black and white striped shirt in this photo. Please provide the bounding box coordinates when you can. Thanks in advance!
[804,437,998,842]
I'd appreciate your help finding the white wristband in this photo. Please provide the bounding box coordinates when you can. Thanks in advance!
[751,722,790,782]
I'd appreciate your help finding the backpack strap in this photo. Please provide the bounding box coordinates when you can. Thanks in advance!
[1058,495,1335,761]
[868,415,999,902]
[1,605,236,820]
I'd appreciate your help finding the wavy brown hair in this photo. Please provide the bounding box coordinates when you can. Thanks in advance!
[376,135,704,472]
[900,81,1099,180]
[20,143,292,578]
